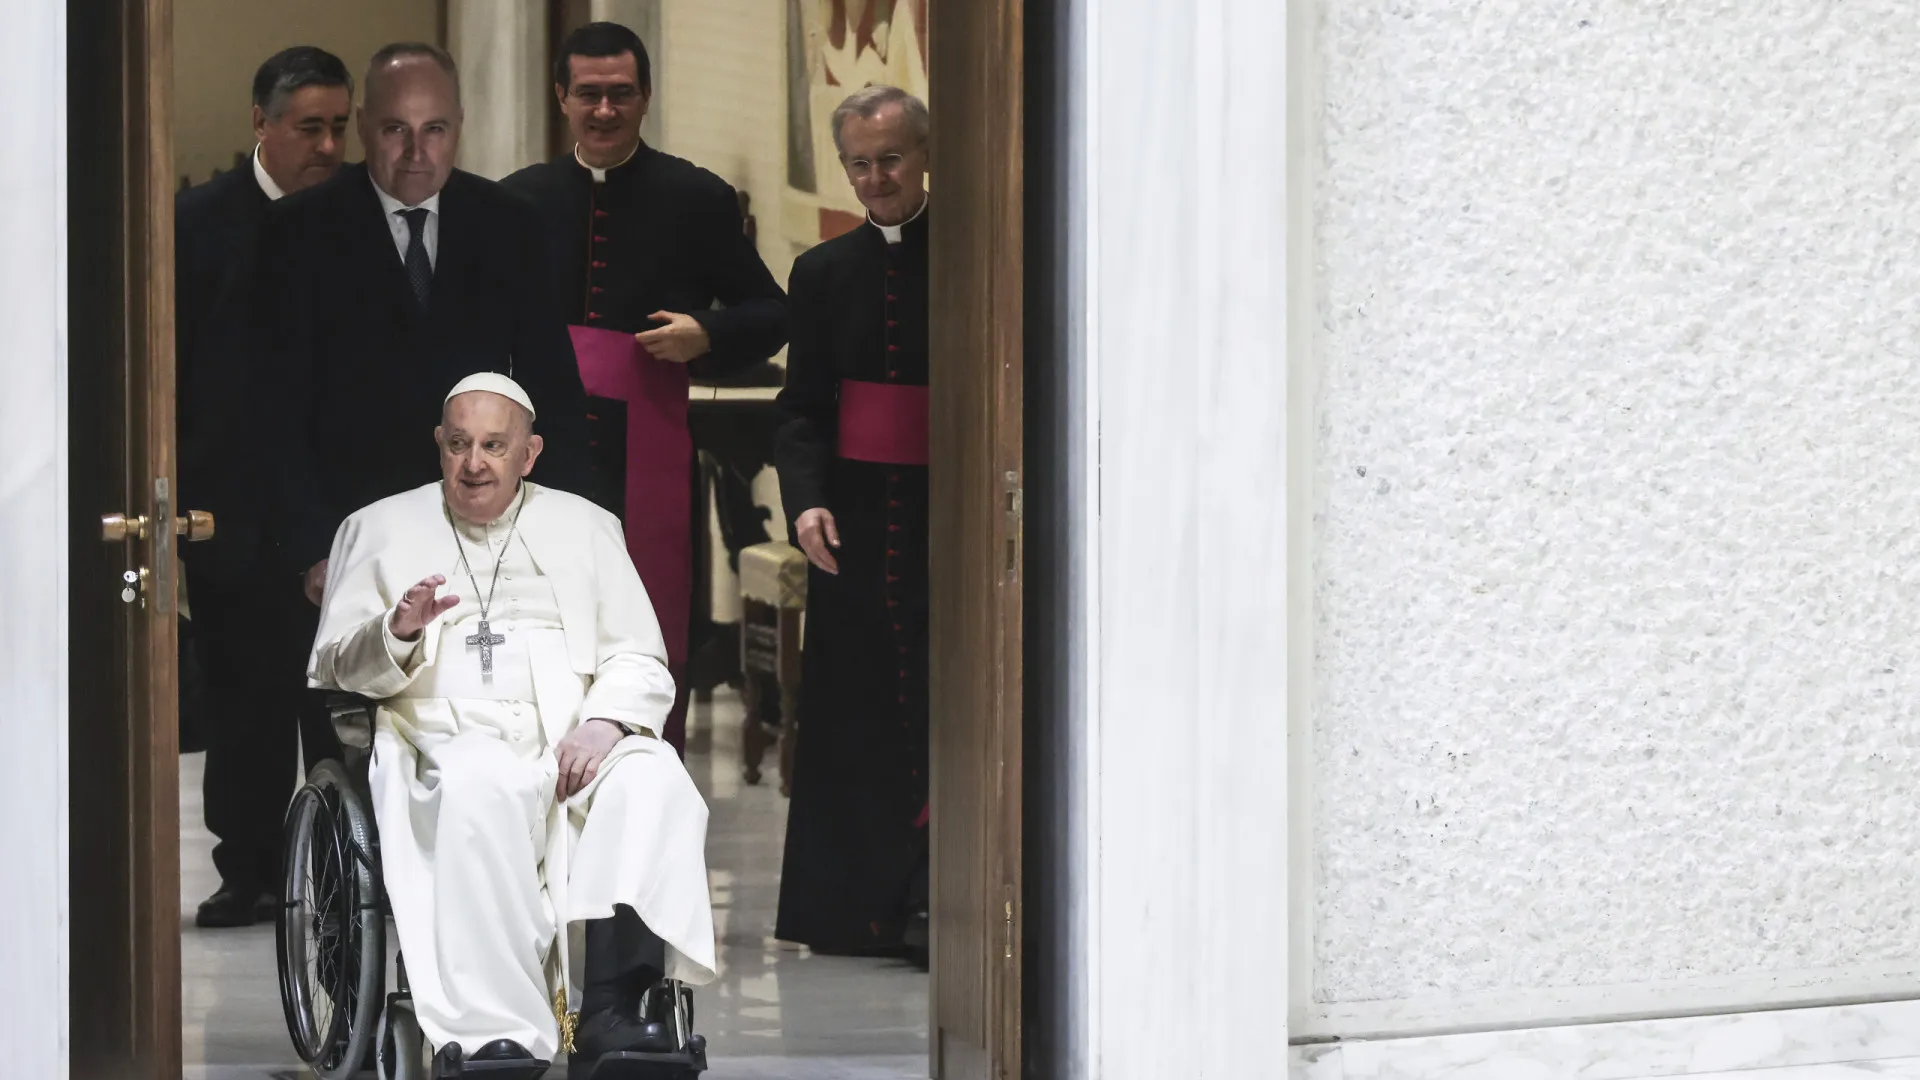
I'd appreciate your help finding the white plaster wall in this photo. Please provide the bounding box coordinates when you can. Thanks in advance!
[1311,0,1920,1025]
[1083,0,1292,1074]
[655,0,795,290]
[0,2,67,1073]
[449,0,548,180]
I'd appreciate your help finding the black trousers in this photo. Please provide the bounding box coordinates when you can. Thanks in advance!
[190,564,333,895]
[582,905,668,1016]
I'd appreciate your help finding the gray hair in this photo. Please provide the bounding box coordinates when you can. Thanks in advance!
[830,85,929,153]
[251,46,352,121]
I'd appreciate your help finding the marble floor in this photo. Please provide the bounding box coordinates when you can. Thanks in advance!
[180,689,929,1080]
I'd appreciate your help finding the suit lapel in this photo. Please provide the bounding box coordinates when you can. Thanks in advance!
[427,171,472,319]
[346,165,420,316]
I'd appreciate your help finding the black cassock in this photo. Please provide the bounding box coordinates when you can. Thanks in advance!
[501,145,787,751]
[264,164,598,572]
[773,210,930,954]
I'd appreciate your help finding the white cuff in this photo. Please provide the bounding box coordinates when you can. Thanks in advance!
[382,612,425,673]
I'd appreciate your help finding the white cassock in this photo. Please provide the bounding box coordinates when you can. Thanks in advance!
[308,481,716,1060]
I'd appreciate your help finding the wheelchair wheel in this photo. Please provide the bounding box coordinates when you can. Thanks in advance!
[377,995,428,1080]
[277,758,386,1080]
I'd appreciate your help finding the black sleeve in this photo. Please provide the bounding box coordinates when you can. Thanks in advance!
[687,180,790,381]
[504,197,602,504]
[772,255,834,527]
[172,193,204,504]
[258,203,338,573]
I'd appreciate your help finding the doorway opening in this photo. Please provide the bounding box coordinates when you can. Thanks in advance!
[67,2,1025,1078]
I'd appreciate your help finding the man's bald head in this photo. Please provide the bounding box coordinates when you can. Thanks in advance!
[359,43,462,206]
[364,43,461,110]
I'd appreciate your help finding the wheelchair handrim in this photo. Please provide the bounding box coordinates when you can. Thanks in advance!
[275,761,385,1080]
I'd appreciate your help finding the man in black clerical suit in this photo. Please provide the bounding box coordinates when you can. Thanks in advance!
[267,43,597,603]
[502,21,787,751]
[773,86,932,966]
[176,46,352,929]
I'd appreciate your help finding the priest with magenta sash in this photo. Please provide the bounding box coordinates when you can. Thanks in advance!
[772,86,932,964]
[503,21,788,754]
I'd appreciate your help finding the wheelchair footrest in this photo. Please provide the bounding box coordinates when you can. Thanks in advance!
[573,1039,709,1080]
[433,1057,552,1080]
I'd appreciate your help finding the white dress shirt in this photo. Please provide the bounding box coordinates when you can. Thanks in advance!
[371,174,441,270]
[251,145,286,202]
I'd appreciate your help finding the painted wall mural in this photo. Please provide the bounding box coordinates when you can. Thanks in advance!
[784,0,930,244]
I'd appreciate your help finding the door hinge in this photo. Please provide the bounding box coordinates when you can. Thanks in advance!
[1004,885,1016,960]
[1003,471,1022,583]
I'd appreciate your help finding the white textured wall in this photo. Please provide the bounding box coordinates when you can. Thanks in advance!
[0,2,66,1073]
[1312,1,1920,1023]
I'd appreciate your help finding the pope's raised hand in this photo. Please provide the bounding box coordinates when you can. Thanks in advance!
[389,574,459,642]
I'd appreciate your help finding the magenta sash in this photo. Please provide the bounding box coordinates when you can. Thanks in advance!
[836,380,930,465]
[570,324,692,752]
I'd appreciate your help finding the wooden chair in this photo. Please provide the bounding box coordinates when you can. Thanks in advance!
[737,541,806,794]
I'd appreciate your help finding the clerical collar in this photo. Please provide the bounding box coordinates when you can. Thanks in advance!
[370,173,441,216]
[575,141,642,184]
[252,145,286,201]
[869,194,929,244]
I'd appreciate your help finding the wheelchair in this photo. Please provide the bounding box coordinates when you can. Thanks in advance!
[275,695,709,1080]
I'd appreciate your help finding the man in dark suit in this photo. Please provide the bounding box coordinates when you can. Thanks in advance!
[501,22,788,753]
[267,42,598,603]
[176,45,352,928]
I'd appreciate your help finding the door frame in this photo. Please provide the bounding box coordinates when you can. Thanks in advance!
[81,1,1030,1078]
[928,0,1027,1076]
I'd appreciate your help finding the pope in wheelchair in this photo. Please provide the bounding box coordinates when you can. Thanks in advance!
[287,372,714,1079]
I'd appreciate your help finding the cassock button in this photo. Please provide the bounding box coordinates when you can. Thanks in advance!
[887,268,897,277]
[887,320,899,328]
[888,344,900,352]
[887,294,898,302]
[592,286,605,295]
[593,235,609,243]
[899,694,908,704]
[592,260,608,268]
[594,209,610,218]
[587,312,603,320]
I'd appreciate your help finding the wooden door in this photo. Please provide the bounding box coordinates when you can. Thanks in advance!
[68,1,182,1077]
[927,0,1026,1075]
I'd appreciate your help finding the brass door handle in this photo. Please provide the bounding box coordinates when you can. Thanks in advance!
[102,510,213,542]
[101,513,149,542]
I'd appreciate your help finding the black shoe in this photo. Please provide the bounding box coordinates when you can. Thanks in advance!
[432,1041,464,1079]
[195,886,272,928]
[572,1008,675,1058]
[471,1039,536,1061]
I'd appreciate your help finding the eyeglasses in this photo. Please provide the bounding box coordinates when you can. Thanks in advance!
[571,85,642,107]
[844,154,907,179]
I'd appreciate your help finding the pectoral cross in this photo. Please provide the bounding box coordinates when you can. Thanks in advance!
[466,619,506,674]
